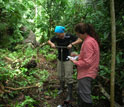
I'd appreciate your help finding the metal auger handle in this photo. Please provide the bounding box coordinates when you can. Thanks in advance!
[55,46,67,49]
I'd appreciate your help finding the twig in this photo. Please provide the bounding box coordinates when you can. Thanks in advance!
[0,82,11,93]
[5,85,38,91]
[37,42,47,54]
[4,56,13,63]
[39,42,47,48]
[98,82,121,107]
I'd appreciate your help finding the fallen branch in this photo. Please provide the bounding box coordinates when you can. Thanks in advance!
[0,82,41,94]
[4,56,21,67]
[99,75,110,82]
[39,42,47,48]
[98,82,121,107]
[5,85,38,91]
[0,82,11,93]
[37,42,47,54]
[4,56,14,63]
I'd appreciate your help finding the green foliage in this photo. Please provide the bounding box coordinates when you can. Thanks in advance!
[20,67,28,74]
[115,51,124,89]
[72,68,77,80]
[0,0,124,105]
[43,101,50,107]
[99,65,111,77]
[0,65,11,82]
[44,89,58,99]
[0,46,50,106]
[39,45,57,61]
[0,0,38,47]
[92,95,106,105]
[0,47,49,87]
[0,0,25,47]
[45,54,56,61]
[92,95,106,100]
[15,96,37,107]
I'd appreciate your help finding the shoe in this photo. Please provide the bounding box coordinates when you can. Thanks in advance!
[65,84,73,102]
[58,81,65,95]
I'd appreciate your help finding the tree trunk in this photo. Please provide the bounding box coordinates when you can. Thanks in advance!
[110,0,116,107]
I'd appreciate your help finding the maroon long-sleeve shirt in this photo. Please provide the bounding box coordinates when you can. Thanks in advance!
[73,35,100,80]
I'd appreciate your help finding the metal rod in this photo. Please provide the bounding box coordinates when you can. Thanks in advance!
[55,46,67,49]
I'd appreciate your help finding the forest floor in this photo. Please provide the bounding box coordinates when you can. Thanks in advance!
[37,55,78,107]
[39,70,110,107]
[35,55,110,107]
[0,53,110,107]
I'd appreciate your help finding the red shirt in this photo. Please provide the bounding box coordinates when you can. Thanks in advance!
[73,35,100,80]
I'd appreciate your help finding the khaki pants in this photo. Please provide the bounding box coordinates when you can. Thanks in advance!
[57,60,73,84]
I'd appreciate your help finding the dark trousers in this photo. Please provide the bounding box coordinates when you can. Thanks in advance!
[77,77,93,104]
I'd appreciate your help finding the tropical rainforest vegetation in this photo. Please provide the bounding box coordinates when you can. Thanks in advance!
[0,0,124,106]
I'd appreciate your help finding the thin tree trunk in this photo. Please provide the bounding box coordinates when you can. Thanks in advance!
[110,0,116,107]
[48,0,52,38]
[35,0,38,30]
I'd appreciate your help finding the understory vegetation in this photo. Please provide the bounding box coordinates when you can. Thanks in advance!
[0,0,124,106]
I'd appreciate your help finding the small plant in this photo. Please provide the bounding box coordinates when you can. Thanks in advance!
[50,89,58,99]
[44,88,58,99]
[72,68,77,80]
[43,101,50,107]
[45,54,57,61]
[20,67,28,74]
[15,96,37,107]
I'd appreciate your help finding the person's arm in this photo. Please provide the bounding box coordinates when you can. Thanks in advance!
[71,38,82,46]
[67,38,82,49]
[47,40,56,48]
[73,41,94,67]
[71,51,78,57]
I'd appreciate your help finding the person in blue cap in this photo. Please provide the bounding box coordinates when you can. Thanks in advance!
[48,26,82,102]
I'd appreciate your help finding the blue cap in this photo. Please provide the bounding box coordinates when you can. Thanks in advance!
[55,26,65,33]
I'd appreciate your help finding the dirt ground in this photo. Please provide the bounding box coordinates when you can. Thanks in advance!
[40,71,78,107]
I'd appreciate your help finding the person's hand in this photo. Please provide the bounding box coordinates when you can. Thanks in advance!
[70,58,76,63]
[67,44,72,49]
[71,52,78,57]
[51,43,56,48]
